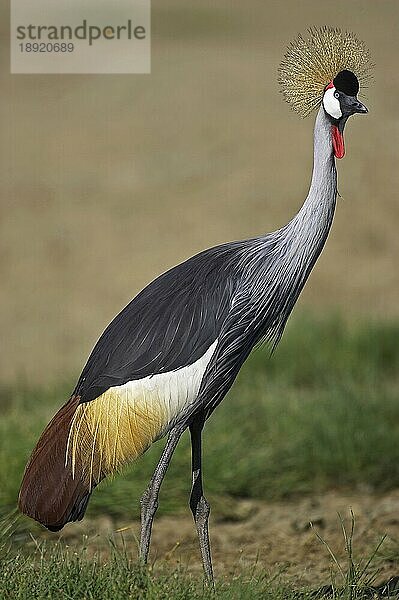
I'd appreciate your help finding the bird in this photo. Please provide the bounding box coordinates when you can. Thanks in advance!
[19,26,372,582]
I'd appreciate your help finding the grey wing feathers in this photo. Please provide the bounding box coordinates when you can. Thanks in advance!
[184,292,269,422]
[74,242,245,404]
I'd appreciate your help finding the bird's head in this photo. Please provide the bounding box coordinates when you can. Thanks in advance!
[322,69,368,159]
[279,27,373,160]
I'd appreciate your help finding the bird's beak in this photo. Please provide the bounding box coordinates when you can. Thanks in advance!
[352,98,368,114]
[341,94,369,116]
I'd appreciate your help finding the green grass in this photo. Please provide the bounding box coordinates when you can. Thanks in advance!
[1,314,399,527]
[0,545,285,600]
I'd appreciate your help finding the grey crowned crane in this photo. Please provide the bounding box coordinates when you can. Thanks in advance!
[19,27,372,581]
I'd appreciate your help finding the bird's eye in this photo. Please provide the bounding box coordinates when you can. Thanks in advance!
[334,91,340,99]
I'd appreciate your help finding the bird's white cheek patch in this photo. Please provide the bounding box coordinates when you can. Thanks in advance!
[322,87,342,119]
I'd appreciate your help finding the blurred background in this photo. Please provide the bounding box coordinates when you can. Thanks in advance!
[1,1,399,588]
[0,0,398,384]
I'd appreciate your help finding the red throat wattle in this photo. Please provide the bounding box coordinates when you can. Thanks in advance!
[331,125,345,159]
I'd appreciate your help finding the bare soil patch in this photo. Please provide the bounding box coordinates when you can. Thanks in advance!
[38,490,399,587]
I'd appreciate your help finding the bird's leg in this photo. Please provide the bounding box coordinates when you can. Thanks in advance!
[189,414,214,584]
[139,425,184,565]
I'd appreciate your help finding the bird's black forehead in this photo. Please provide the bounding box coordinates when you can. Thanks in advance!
[333,69,359,96]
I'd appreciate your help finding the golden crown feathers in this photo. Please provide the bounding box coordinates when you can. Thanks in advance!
[278,26,373,117]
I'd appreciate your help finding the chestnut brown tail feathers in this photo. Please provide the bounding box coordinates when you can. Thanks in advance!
[18,395,94,531]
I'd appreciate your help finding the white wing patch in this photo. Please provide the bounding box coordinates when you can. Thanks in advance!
[120,338,218,438]
[66,340,218,485]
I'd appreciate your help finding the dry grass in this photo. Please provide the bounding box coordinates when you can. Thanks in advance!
[1,0,398,383]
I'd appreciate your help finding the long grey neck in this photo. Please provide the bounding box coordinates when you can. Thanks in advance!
[285,106,337,250]
[236,107,339,348]
[266,107,338,315]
